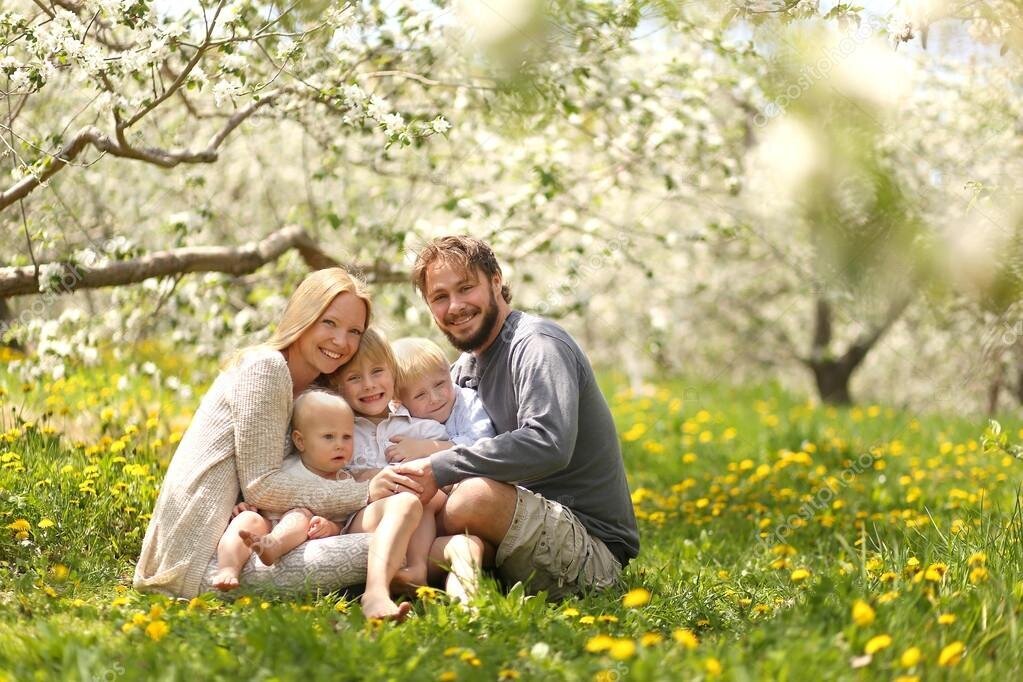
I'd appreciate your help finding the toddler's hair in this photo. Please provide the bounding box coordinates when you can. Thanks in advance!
[391,337,450,392]
[327,327,397,390]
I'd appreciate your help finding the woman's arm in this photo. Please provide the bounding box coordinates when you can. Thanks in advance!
[231,351,370,516]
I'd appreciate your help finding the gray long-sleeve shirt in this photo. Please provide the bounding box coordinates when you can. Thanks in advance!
[430,310,640,565]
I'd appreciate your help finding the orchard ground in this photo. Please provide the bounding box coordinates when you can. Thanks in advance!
[2,343,1022,681]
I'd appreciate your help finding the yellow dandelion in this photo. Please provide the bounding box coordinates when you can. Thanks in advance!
[937,613,956,625]
[851,600,875,627]
[622,588,651,608]
[438,672,457,682]
[596,615,618,623]
[609,639,636,661]
[938,641,965,666]
[49,564,69,582]
[416,585,440,603]
[562,607,580,617]
[38,518,55,529]
[704,657,722,677]
[924,563,948,582]
[7,519,30,533]
[970,566,989,584]
[900,647,922,668]
[585,635,614,653]
[865,634,892,654]
[641,632,663,647]
[145,620,169,642]
[188,597,208,612]
[968,551,987,567]
[498,670,519,680]
[673,628,699,650]
[579,615,596,625]
[790,568,811,582]
[443,647,461,657]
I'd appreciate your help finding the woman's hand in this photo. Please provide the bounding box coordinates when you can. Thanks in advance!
[307,516,341,539]
[232,502,258,517]
[368,466,425,502]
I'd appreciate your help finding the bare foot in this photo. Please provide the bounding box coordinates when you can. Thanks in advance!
[211,567,240,591]
[362,594,412,622]
[239,529,281,565]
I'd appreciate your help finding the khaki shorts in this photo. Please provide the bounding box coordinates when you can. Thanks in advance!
[495,487,623,600]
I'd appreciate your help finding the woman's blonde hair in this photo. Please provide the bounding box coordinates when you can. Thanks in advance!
[326,327,396,390]
[391,337,450,392]
[230,267,371,366]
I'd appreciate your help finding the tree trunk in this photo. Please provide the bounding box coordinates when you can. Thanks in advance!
[810,359,854,405]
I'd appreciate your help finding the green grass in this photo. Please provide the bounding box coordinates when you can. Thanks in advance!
[2,351,1022,681]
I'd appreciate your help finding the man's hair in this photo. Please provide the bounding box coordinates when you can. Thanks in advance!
[391,337,450,393]
[411,235,512,304]
[326,327,397,389]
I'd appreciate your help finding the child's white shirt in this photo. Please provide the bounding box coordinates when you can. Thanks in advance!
[444,386,497,446]
[350,403,448,471]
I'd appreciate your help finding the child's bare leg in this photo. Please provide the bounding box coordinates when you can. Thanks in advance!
[395,491,446,593]
[240,508,312,566]
[212,511,270,591]
[347,493,423,620]
[428,534,485,604]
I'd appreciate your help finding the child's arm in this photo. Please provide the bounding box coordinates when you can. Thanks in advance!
[385,436,454,463]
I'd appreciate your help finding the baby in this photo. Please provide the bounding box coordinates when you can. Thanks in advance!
[210,389,361,592]
[212,384,425,619]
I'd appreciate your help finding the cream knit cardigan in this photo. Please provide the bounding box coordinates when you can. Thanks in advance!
[133,347,371,599]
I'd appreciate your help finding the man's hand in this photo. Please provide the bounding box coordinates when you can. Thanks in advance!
[232,502,258,517]
[395,457,439,506]
[307,516,340,539]
[368,467,425,502]
[385,436,453,463]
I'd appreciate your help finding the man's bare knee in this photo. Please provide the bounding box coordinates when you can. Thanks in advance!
[442,478,516,542]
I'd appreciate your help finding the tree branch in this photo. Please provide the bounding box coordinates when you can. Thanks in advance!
[0,95,276,212]
[0,225,406,297]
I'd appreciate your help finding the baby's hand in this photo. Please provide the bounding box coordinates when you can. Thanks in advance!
[307,516,340,539]
[232,502,258,517]
[385,436,451,463]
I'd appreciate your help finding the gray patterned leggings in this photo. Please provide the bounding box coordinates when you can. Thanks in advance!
[197,533,371,597]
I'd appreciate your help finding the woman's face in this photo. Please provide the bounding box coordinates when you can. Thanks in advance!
[293,292,368,377]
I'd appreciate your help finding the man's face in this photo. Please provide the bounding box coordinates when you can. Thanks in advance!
[424,262,501,353]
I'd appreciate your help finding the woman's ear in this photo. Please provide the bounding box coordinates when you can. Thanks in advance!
[291,430,305,452]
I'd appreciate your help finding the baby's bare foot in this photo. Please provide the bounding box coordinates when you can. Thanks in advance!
[239,529,282,565]
[362,594,412,622]
[211,567,240,591]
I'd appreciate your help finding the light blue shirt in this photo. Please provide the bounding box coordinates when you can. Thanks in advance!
[445,386,496,446]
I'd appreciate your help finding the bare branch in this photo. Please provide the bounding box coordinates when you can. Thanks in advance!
[0,95,276,212]
[0,225,406,298]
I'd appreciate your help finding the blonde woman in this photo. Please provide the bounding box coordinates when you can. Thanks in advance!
[133,268,423,600]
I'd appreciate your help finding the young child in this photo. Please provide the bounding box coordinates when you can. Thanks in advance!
[329,328,451,596]
[386,336,496,463]
[211,387,421,620]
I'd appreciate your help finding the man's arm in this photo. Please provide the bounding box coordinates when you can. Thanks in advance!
[429,332,581,488]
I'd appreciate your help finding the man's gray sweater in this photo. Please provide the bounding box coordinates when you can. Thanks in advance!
[431,310,640,565]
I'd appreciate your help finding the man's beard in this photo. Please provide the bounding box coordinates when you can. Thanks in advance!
[442,287,500,352]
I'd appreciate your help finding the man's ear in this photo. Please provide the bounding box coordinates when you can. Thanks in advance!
[291,430,305,452]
